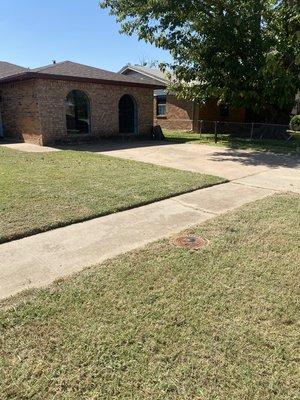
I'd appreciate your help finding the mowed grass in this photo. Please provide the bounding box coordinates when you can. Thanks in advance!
[1,193,299,399]
[164,129,300,155]
[0,147,224,243]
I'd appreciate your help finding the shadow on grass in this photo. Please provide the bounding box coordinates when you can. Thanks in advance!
[164,131,300,155]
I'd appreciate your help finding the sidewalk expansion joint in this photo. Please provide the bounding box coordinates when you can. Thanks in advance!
[169,198,219,215]
[230,181,280,192]
[229,168,270,182]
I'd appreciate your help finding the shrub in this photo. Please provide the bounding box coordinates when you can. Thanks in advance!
[290,115,300,131]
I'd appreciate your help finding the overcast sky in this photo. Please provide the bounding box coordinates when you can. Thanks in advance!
[0,0,172,71]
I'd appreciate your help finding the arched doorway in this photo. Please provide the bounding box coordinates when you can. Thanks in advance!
[119,94,138,134]
[66,90,90,134]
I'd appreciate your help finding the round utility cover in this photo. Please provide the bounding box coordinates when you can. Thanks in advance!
[172,235,208,249]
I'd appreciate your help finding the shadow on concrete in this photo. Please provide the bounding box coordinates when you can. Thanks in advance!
[57,140,171,153]
[3,137,299,172]
[57,138,300,170]
[209,149,300,169]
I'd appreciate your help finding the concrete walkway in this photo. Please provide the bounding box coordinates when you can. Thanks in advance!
[0,182,276,300]
[0,142,60,152]
[0,141,299,299]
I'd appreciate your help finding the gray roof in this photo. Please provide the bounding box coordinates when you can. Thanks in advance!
[0,60,161,88]
[119,65,169,85]
[0,61,27,79]
[30,61,160,85]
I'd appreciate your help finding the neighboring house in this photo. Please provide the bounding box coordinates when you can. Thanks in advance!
[0,60,160,146]
[119,64,245,131]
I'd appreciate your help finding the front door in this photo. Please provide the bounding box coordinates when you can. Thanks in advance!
[119,95,136,134]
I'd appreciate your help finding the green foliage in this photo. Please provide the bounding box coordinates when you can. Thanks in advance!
[101,0,300,121]
[290,114,300,131]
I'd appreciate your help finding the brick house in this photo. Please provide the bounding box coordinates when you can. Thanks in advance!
[0,61,160,146]
[119,65,245,131]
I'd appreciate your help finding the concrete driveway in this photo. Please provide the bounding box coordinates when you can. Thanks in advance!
[0,140,299,299]
[2,141,300,191]
[64,141,300,192]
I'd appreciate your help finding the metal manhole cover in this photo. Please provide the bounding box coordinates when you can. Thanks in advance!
[172,235,209,249]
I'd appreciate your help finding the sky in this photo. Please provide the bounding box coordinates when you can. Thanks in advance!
[0,0,172,72]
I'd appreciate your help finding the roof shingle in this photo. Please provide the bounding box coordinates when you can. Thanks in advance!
[0,61,27,79]
[0,60,161,88]
[31,61,160,84]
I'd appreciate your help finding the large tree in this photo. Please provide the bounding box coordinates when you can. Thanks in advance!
[101,0,299,123]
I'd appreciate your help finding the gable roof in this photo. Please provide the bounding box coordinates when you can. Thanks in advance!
[0,61,27,79]
[0,60,161,88]
[30,61,161,84]
[119,65,169,86]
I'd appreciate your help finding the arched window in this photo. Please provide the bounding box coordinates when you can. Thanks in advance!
[119,94,138,134]
[66,90,90,134]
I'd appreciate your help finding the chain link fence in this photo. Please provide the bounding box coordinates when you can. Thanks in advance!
[195,120,291,141]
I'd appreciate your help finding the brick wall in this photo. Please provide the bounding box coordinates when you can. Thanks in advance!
[36,79,154,145]
[0,78,154,145]
[155,95,194,130]
[0,80,42,144]
[154,96,245,132]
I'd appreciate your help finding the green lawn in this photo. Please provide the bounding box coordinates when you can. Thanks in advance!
[1,193,299,399]
[0,147,224,243]
[164,129,300,155]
